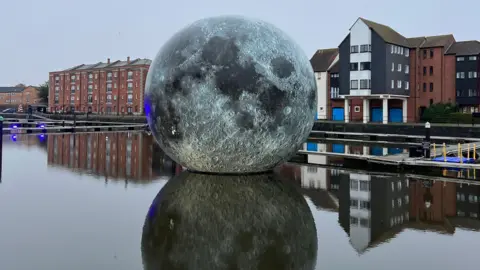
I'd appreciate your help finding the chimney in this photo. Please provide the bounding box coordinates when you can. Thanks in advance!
[127,56,130,64]
[107,58,110,64]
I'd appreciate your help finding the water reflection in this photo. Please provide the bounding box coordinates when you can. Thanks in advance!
[141,171,318,270]
[293,163,480,256]
[46,132,182,182]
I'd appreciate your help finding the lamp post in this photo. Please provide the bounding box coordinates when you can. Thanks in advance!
[423,122,431,158]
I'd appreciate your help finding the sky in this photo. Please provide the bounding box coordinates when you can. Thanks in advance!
[1,0,478,86]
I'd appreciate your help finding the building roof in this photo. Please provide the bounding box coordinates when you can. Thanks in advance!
[407,34,455,49]
[310,48,338,72]
[0,86,25,93]
[358,17,410,47]
[445,40,480,56]
[56,58,152,73]
[329,61,339,73]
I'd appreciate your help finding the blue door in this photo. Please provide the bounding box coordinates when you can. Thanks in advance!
[332,108,345,121]
[370,146,384,156]
[388,147,403,155]
[332,144,345,153]
[389,108,402,123]
[371,108,383,122]
[307,142,318,152]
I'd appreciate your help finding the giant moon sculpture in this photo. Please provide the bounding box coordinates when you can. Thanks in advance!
[144,16,317,173]
[141,171,318,270]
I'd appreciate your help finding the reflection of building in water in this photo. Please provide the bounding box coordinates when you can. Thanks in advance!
[451,183,480,230]
[338,171,409,254]
[409,179,456,233]
[47,132,179,181]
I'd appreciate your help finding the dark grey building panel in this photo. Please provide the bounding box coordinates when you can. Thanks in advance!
[370,31,386,95]
[456,55,480,105]
[339,35,351,95]
[384,43,410,95]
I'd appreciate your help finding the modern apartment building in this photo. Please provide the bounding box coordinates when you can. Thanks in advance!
[446,41,480,113]
[313,17,464,123]
[48,57,151,115]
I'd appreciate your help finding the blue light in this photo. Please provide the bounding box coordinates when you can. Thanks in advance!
[37,133,46,142]
[11,124,18,129]
[11,135,17,142]
[37,123,45,128]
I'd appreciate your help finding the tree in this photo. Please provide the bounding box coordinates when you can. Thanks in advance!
[38,81,49,104]
[422,102,458,122]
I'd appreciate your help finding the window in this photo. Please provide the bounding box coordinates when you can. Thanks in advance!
[360,79,371,89]
[469,71,478,78]
[331,87,340,98]
[457,72,465,79]
[350,63,358,71]
[360,44,371,52]
[457,57,465,61]
[107,72,112,80]
[350,217,359,225]
[350,200,358,208]
[127,94,133,103]
[469,56,477,61]
[360,218,369,227]
[391,45,394,53]
[87,95,93,103]
[350,80,358,89]
[360,201,370,210]
[429,66,433,76]
[405,195,409,204]
[392,62,395,71]
[71,85,75,92]
[405,81,409,90]
[106,94,112,103]
[423,66,427,76]
[350,45,359,53]
[391,80,395,89]
[107,83,112,92]
[350,179,359,190]
[359,180,370,191]
[360,62,371,70]
[127,82,133,91]
[430,99,434,105]
[71,75,76,82]
[430,83,433,92]
[88,73,93,82]
[423,49,427,59]
[400,47,404,55]
[423,83,427,92]
[88,85,93,93]
[397,64,402,72]
[405,49,409,57]
[353,106,360,113]
[127,71,133,80]
[397,80,402,89]
[469,89,477,97]
[55,86,59,92]
[405,65,409,74]
[430,49,434,58]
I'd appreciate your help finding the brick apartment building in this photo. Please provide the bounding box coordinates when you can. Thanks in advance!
[48,57,151,115]
[0,85,41,110]
[311,17,480,123]
[46,132,182,181]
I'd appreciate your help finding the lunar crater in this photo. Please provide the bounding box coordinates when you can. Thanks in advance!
[145,16,316,173]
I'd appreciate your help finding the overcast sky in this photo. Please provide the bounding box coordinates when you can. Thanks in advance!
[1,0,477,86]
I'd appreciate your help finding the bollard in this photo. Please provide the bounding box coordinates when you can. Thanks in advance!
[433,143,436,157]
[459,144,463,164]
[443,143,447,162]
[474,144,477,160]
[468,144,470,160]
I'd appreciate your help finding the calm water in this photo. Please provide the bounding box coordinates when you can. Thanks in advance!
[0,132,479,270]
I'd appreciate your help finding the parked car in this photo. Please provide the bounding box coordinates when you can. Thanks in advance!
[2,108,15,113]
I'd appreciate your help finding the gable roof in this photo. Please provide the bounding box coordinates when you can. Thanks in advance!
[446,40,480,56]
[310,48,339,72]
[358,18,410,47]
[407,35,455,49]
[329,60,339,73]
[58,58,152,72]
[0,86,25,93]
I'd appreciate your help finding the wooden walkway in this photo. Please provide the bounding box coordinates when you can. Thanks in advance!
[311,130,480,142]
[298,146,480,170]
[3,124,147,134]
